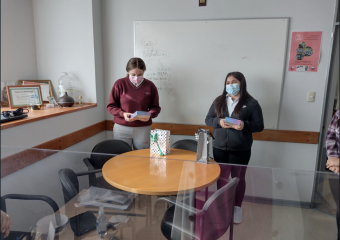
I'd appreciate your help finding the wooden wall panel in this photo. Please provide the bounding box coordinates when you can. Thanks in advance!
[1,120,319,178]
[252,129,319,144]
[105,121,319,144]
[151,123,214,136]
[1,121,105,178]
[106,120,114,131]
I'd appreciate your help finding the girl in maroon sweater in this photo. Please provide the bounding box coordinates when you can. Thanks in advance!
[107,58,161,149]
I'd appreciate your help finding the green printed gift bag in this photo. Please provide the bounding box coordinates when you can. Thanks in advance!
[150,129,171,156]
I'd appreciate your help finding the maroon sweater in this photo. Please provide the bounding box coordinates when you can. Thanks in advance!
[107,77,161,127]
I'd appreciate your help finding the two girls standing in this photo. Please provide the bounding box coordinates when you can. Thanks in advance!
[107,60,264,224]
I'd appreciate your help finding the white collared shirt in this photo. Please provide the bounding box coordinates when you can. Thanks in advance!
[226,94,239,117]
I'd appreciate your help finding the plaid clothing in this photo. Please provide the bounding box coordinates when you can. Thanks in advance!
[326,110,340,157]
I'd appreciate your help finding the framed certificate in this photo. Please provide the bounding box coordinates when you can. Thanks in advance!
[6,85,43,109]
[18,80,54,103]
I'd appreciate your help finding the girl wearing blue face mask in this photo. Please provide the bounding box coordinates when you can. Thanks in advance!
[205,71,264,224]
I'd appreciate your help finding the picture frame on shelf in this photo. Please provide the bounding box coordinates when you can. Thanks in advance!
[1,81,15,107]
[18,80,54,103]
[6,85,43,109]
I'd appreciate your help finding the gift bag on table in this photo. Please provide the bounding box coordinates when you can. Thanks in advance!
[150,129,171,156]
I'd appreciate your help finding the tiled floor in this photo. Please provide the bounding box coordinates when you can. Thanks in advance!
[221,201,337,240]
[41,191,338,240]
[314,175,337,217]
[116,195,338,240]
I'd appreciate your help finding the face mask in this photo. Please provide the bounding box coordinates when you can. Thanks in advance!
[226,83,240,96]
[129,75,144,84]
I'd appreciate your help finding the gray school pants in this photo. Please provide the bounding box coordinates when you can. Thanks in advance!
[113,124,151,150]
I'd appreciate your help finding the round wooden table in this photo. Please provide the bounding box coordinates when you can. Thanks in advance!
[102,149,221,195]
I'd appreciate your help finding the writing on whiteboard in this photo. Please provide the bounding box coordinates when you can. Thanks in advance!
[141,50,170,59]
[144,68,173,94]
[140,36,173,94]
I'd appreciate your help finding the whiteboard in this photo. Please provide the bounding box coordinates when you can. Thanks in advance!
[134,19,289,129]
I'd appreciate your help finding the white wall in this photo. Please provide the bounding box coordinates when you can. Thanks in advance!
[1,109,104,157]
[1,0,106,151]
[1,0,38,82]
[1,4,107,229]
[32,0,97,103]
[1,1,337,220]
[101,0,335,162]
[101,0,336,202]
[102,0,336,131]
[1,132,108,231]
[248,141,319,201]
[92,0,105,108]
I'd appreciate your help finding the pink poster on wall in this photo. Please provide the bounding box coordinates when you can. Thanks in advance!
[288,31,322,72]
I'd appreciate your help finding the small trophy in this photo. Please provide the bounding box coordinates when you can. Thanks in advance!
[195,128,214,163]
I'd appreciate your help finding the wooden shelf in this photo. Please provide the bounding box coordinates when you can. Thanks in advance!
[1,103,97,130]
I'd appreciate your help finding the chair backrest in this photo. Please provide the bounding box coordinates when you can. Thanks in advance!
[1,194,59,240]
[170,139,198,152]
[89,140,132,169]
[58,168,80,204]
[198,177,239,240]
[1,194,59,213]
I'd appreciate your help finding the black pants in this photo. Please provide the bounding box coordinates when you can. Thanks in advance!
[213,147,251,207]
[329,176,339,240]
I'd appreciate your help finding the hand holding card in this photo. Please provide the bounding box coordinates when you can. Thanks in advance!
[225,117,241,126]
[224,117,244,131]
[130,111,151,121]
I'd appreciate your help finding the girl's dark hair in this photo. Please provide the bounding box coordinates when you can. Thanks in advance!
[215,71,252,117]
[126,58,146,74]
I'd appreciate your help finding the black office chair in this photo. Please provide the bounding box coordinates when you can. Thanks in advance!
[58,168,102,204]
[58,168,136,239]
[170,139,198,152]
[83,140,132,189]
[1,194,59,240]
[157,177,239,240]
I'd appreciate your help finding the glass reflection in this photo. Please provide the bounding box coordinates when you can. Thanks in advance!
[150,157,167,177]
